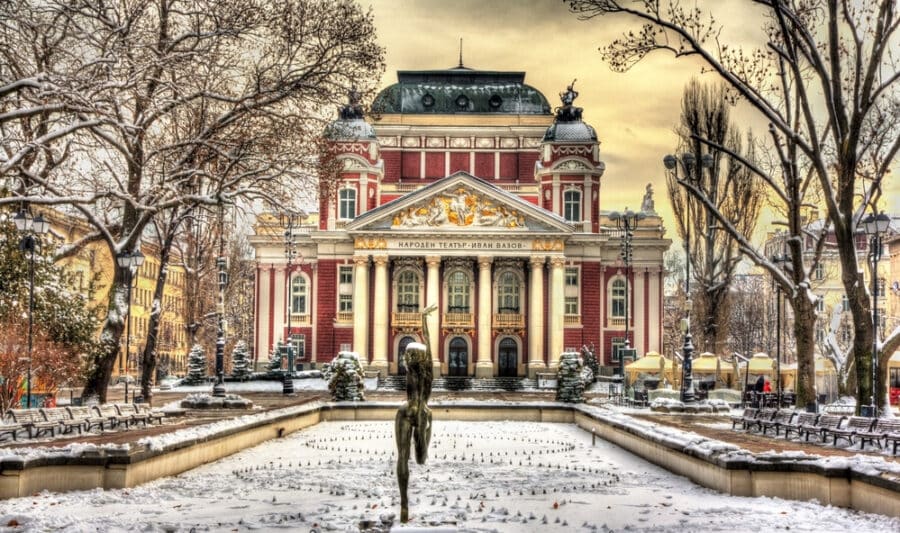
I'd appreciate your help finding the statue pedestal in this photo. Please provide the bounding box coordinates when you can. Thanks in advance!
[474,362,494,378]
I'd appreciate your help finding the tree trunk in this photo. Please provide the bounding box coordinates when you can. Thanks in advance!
[81,269,128,403]
[791,295,818,409]
[140,227,176,406]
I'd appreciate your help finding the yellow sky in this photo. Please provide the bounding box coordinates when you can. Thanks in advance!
[367,0,899,248]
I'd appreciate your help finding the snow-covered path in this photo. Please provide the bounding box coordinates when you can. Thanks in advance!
[2,420,897,532]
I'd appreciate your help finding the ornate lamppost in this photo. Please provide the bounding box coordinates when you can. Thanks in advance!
[771,242,789,407]
[212,202,229,398]
[862,210,890,417]
[663,152,713,402]
[609,208,645,382]
[282,213,299,395]
[13,210,49,408]
[116,249,145,403]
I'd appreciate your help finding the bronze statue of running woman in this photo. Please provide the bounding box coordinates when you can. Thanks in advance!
[395,303,437,523]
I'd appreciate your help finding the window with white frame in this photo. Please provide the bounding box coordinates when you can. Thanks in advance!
[338,188,357,220]
[447,271,470,312]
[611,337,625,362]
[815,296,824,313]
[841,294,849,311]
[290,334,306,360]
[396,270,420,312]
[291,275,308,314]
[497,271,520,313]
[563,189,581,222]
[564,267,579,315]
[338,265,353,312]
[814,262,824,280]
[611,278,626,318]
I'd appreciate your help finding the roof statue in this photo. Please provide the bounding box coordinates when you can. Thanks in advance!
[556,79,583,122]
[641,183,656,215]
[339,86,365,120]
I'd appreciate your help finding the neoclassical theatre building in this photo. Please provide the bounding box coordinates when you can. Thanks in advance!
[250,65,670,378]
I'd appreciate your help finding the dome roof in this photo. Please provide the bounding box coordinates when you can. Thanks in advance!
[372,68,552,115]
[542,121,597,142]
[324,118,376,140]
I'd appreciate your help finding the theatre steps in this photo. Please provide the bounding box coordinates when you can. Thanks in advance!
[377,375,537,392]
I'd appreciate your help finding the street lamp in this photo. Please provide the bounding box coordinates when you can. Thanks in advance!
[213,252,227,397]
[863,210,890,417]
[663,151,714,402]
[609,208,645,383]
[771,242,789,407]
[282,213,300,395]
[14,210,49,408]
[115,248,145,404]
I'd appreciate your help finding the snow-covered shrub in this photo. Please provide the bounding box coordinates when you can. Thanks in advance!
[230,341,252,381]
[267,340,284,374]
[556,351,585,403]
[580,344,600,381]
[183,344,207,385]
[322,351,365,401]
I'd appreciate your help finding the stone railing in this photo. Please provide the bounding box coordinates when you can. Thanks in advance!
[391,312,422,328]
[492,313,524,329]
[443,312,473,328]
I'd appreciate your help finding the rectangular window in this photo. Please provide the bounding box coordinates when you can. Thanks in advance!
[876,278,885,298]
[815,296,824,313]
[611,337,624,362]
[841,294,849,311]
[814,262,824,280]
[338,266,353,312]
[564,267,579,315]
[339,188,357,220]
[290,334,306,362]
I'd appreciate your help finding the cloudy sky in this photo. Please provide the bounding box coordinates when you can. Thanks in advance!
[367,0,898,248]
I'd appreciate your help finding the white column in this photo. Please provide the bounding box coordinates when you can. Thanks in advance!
[528,256,546,378]
[273,266,287,344]
[425,256,441,376]
[352,255,369,363]
[583,176,593,231]
[552,174,561,214]
[359,176,368,216]
[548,256,565,369]
[256,266,272,359]
[310,261,318,364]
[634,267,646,356]
[371,255,389,375]
[648,266,661,353]
[476,256,494,378]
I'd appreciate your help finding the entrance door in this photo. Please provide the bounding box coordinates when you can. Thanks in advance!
[448,337,468,376]
[397,336,414,376]
[498,338,518,377]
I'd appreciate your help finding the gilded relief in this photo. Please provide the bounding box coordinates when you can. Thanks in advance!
[391,188,526,229]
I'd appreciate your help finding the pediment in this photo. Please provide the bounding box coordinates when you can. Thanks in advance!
[346,172,573,234]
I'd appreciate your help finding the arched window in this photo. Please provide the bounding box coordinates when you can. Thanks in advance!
[397,270,420,312]
[611,278,626,318]
[447,271,470,312]
[563,189,581,222]
[291,275,308,314]
[339,188,357,220]
[497,271,520,313]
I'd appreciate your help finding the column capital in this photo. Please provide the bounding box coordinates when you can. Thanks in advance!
[353,255,370,267]
[549,256,566,269]
[529,256,546,269]
[425,255,441,268]
[373,255,389,267]
[478,256,493,269]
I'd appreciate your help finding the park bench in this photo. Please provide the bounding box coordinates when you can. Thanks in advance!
[135,403,166,424]
[92,404,131,428]
[745,408,778,433]
[825,416,876,447]
[783,412,818,440]
[730,408,759,430]
[40,407,84,435]
[857,418,900,452]
[6,408,58,438]
[806,414,845,443]
[760,410,795,436]
[66,406,108,432]
[115,403,149,426]
[0,413,22,441]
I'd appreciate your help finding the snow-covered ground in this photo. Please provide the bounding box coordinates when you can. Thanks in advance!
[2,420,897,532]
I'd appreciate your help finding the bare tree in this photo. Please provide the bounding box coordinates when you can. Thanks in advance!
[569,0,899,413]
[1,0,384,402]
[668,79,763,353]
[727,274,770,360]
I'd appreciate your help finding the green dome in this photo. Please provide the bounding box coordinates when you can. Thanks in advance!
[372,68,552,115]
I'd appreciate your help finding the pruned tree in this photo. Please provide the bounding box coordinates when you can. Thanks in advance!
[726,274,770,362]
[569,0,899,413]
[0,0,384,403]
[668,79,764,353]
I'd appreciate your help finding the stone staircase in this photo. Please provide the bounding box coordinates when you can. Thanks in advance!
[377,375,538,392]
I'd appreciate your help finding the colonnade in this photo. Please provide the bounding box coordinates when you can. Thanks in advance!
[352,253,566,377]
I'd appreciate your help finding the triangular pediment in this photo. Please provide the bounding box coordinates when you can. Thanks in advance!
[346,172,574,234]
